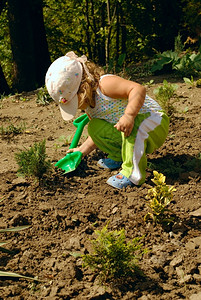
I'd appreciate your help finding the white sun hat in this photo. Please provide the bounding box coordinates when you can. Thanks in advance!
[45,52,85,120]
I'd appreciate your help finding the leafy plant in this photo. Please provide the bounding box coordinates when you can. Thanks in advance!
[36,86,53,106]
[153,80,178,115]
[82,225,146,284]
[144,171,176,225]
[15,139,52,180]
[151,50,201,76]
[183,76,196,87]
[175,52,201,76]
[151,50,179,73]
[183,76,201,88]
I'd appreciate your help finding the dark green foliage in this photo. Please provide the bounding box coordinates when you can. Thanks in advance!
[183,153,201,171]
[151,50,201,76]
[151,51,179,73]
[106,53,126,73]
[181,0,201,43]
[15,139,52,179]
[38,0,194,66]
[82,225,145,284]
[1,0,201,90]
[0,4,12,87]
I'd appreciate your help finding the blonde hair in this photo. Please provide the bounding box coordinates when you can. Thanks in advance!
[77,61,105,110]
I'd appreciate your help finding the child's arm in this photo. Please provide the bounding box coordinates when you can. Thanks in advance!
[99,75,146,137]
[67,136,97,156]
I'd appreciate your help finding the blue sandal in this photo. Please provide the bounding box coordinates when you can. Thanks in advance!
[98,158,122,170]
[106,173,134,189]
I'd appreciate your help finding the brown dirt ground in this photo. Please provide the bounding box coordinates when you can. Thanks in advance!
[0,75,201,300]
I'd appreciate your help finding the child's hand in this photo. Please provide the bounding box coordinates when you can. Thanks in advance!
[66,136,97,156]
[66,147,80,154]
[114,114,134,137]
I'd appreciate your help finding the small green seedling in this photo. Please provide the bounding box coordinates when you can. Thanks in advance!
[82,225,146,284]
[58,134,73,146]
[143,79,154,87]
[144,171,176,225]
[20,97,29,102]
[182,106,189,113]
[54,134,73,150]
[183,76,196,87]
[15,139,52,180]
[153,80,178,116]
[36,86,53,106]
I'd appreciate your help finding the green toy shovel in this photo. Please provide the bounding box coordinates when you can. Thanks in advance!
[55,113,89,173]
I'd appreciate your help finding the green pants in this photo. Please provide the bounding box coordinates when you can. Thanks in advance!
[88,112,169,185]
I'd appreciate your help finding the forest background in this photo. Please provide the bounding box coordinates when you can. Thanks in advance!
[0,0,201,96]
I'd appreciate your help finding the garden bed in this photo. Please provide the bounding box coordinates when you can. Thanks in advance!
[0,75,201,299]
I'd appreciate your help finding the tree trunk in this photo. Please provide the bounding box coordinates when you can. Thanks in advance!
[91,0,97,61]
[120,3,126,55]
[98,2,106,65]
[105,0,116,65]
[7,0,50,92]
[85,0,92,59]
[0,0,10,95]
[30,0,51,87]
[0,64,10,95]
[116,1,119,63]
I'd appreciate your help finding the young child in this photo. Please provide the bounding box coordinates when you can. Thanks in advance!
[45,51,169,189]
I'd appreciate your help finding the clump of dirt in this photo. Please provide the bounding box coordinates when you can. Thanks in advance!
[0,75,201,299]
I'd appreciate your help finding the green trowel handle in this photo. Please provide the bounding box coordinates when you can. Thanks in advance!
[69,114,89,149]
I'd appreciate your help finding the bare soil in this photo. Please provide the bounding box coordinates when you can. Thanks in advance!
[0,75,201,300]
